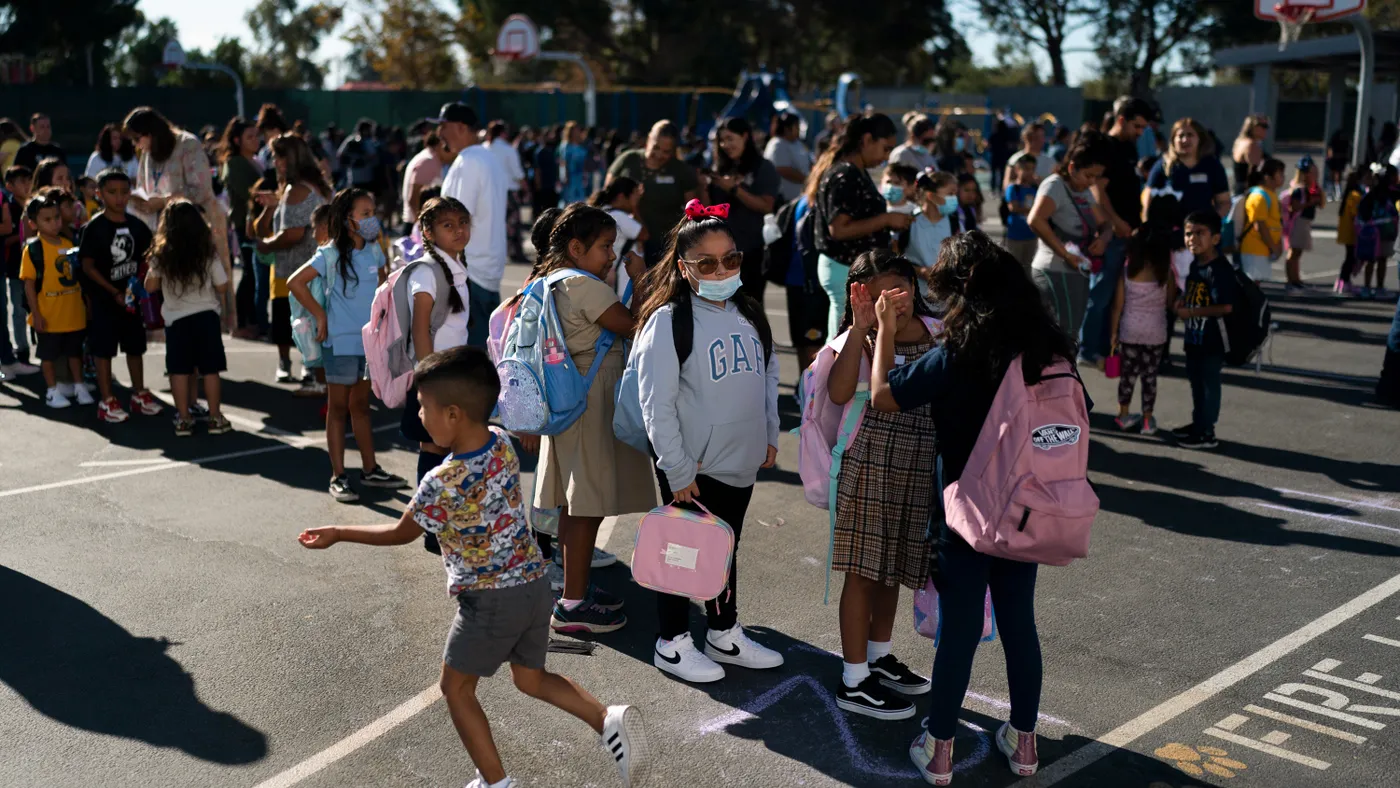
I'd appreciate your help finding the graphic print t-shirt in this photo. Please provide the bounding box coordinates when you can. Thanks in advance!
[410,427,545,596]
[78,213,153,309]
[1181,256,1239,354]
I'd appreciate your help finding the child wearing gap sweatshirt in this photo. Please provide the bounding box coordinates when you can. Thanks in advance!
[634,201,783,685]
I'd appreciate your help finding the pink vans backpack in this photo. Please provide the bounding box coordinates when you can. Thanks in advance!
[362,259,451,408]
[632,501,735,601]
[943,355,1099,566]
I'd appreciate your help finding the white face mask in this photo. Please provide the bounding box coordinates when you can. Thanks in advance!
[691,270,743,301]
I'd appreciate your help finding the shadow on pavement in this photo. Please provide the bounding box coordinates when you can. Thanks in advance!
[1269,302,1396,325]
[0,566,268,765]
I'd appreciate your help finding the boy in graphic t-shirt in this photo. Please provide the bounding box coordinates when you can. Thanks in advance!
[78,169,161,423]
[19,191,89,409]
[1175,210,1237,450]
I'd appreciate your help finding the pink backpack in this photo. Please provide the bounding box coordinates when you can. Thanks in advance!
[361,259,451,408]
[632,502,735,601]
[943,355,1099,566]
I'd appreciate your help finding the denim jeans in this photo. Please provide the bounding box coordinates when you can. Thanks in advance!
[1186,350,1225,433]
[926,523,1042,739]
[1079,236,1127,361]
[466,279,500,349]
[2,278,30,363]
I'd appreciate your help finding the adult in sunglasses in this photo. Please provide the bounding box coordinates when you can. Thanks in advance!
[706,117,779,304]
[889,115,938,174]
[1232,114,1271,196]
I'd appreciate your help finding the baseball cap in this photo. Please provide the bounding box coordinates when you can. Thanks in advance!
[1297,154,1315,171]
[428,102,478,127]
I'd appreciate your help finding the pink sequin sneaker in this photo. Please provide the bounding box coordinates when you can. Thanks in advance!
[996,722,1039,776]
[909,730,954,785]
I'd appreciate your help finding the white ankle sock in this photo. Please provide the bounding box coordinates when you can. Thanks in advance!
[867,640,892,662]
[560,598,584,611]
[842,660,870,688]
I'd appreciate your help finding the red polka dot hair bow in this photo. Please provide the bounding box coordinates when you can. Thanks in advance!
[684,199,730,220]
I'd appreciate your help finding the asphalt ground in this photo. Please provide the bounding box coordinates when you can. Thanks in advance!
[2,214,1398,788]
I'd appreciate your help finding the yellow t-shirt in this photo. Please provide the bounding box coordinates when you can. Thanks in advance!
[1240,187,1281,257]
[18,237,87,333]
[271,275,289,299]
[1337,191,1362,245]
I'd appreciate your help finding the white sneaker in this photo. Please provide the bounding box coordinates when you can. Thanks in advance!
[74,385,95,406]
[45,387,71,409]
[545,560,564,592]
[705,624,785,670]
[601,704,651,788]
[654,633,725,683]
[464,774,514,788]
[58,382,76,397]
[1,362,39,377]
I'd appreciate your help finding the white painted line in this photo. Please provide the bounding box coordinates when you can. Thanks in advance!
[1303,669,1400,701]
[249,684,442,788]
[1204,727,1331,770]
[79,458,180,467]
[0,424,400,500]
[1019,571,1400,786]
[1252,502,1400,537]
[1243,704,1367,744]
[1363,633,1400,649]
[1261,691,1386,729]
[1275,488,1400,515]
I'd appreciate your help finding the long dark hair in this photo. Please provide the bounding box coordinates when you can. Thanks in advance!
[269,132,332,198]
[1054,130,1113,179]
[1126,222,1173,285]
[33,157,66,189]
[508,204,616,308]
[1246,157,1286,188]
[636,212,773,359]
[95,123,121,161]
[839,249,935,334]
[416,196,469,314]
[1358,163,1399,218]
[712,116,762,175]
[326,187,371,293]
[122,107,179,163]
[804,113,898,201]
[219,117,256,164]
[149,199,215,296]
[928,231,1076,382]
[587,176,639,208]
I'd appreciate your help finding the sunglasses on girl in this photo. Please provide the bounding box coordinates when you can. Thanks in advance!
[681,250,743,276]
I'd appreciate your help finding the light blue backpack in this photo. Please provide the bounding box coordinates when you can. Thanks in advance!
[496,268,616,436]
[289,245,339,367]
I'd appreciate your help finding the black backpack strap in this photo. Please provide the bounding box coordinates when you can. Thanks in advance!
[27,238,44,291]
[672,294,693,368]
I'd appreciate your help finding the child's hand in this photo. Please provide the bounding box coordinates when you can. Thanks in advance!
[885,212,914,231]
[673,480,701,504]
[516,433,540,454]
[761,445,778,469]
[314,317,328,344]
[31,313,46,333]
[849,282,876,333]
[298,527,340,549]
[874,288,909,328]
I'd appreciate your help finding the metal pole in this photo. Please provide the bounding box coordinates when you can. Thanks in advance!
[1351,14,1374,169]
[538,51,596,127]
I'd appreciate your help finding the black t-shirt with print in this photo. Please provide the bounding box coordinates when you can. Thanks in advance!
[812,161,889,266]
[1104,135,1143,230]
[13,141,65,172]
[78,212,153,307]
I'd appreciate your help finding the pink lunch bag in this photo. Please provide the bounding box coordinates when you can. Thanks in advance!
[631,500,735,601]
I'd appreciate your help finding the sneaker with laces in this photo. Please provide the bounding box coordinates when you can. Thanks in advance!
[1170,423,1196,439]
[1140,415,1158,436]
[587,584,624,612]
[653,633,725,682]
[206,414,233,435]
[870,653,931,695]
[601,705,651,788]
[98,397,130,423]
[545,561,564,592]
[1178,430,1218,449]
[275,361,293,383]
[704,624,784,669]
[188,401,210,420]
[591,546,618,568]
[73,385,96,406]
[996,722,1039,776]
[45,387,72,409]
[329,474,359,502]
[361,465,408,488]
[1113,413,1142,431]
[909,730,954,785]
[836,674,917,720]
[551,599,626,633]
[1,361,39,377]
[173,418,195,437]
[129,390,163,415]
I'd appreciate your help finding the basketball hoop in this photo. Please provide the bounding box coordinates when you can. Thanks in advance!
[493,14,539,68]
[1276,3,1318,47]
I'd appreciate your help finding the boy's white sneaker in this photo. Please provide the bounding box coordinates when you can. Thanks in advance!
[654,633,725,683]
[601,704,651,788]
[463,774,514,788]
[73,385,96,406]
[1,362,39,377]
[705,624,785,669]
[45,387,71,409]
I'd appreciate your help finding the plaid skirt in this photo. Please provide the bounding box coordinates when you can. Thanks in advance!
[832,342,938,589]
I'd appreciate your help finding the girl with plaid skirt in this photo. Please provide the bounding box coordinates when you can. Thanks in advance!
[826,250,939,721]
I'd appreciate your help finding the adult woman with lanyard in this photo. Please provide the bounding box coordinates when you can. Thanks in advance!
[1027,130,1113,337]
[810,113,908,338]
[706,116,780,303]
[123,107,233,323]
[1143,117,1231,221]
[220,117,268,340]
[1231,114,1270,196]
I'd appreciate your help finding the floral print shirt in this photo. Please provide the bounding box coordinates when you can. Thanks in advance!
[410,427,545,595]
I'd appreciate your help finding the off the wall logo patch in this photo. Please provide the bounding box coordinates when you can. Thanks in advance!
[1031,424,1080,450]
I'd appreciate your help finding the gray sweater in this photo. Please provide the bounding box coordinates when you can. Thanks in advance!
[636,294,781,491]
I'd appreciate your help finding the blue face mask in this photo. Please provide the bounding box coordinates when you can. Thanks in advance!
[954,136,966,153]
[882,184,905,203]
[692,271,743,301]
[355,216,381,242]
[940,195,959,215]
[910,144,928,155]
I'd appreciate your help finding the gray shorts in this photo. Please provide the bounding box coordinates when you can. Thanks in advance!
[443,577,552,677]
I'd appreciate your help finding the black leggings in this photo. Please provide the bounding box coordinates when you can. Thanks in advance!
[653,468,752,640]
[1340,244,1357,282]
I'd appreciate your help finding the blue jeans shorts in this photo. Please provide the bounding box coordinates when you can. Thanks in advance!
[323,348,367,386]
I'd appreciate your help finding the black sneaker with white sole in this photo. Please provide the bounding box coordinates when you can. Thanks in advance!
[870,653,932,695]
[329,475,360,503]
[360,465,408,488]
[1178,431,1219,449]
[836,674,917,720]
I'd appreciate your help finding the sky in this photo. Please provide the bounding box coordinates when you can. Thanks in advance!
[138,0,1097,89]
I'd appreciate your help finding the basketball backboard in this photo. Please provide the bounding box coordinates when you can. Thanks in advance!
[494,14,539,62]
[1256,0,1366,46]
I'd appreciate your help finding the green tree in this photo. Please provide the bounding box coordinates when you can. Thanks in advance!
[0,0,142,84]
[108,14,179,86]
[1096,0,1229,96]
[344,0,464,89]
[244,0,343,88]
[973,0,1091,87]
